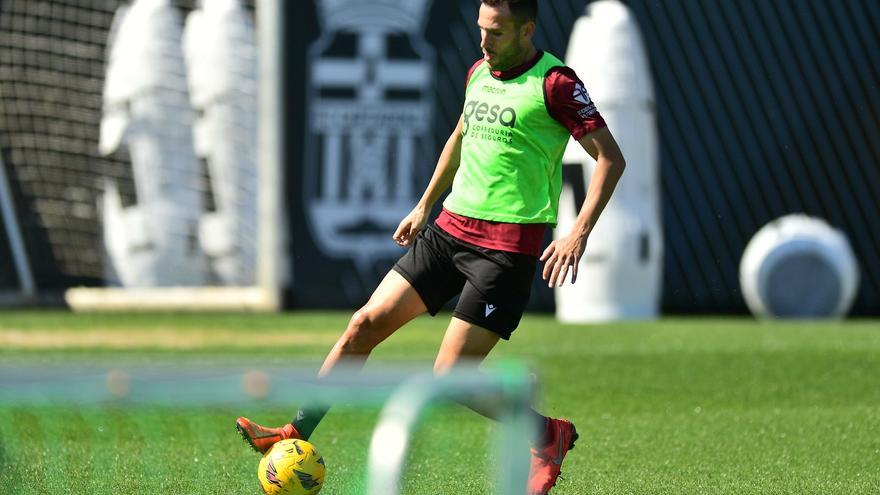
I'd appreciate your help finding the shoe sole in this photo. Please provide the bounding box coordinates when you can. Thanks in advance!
[236,422,264,454]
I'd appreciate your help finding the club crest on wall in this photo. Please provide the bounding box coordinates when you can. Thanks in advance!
[304,0,435,287]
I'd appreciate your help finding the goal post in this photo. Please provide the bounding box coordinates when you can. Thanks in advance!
[254,0,287,312]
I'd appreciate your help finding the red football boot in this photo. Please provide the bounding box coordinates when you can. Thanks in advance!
[235,417,300,454]
[527,418,578,494]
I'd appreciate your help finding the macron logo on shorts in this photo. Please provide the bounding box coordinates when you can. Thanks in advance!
[485,304,497,317]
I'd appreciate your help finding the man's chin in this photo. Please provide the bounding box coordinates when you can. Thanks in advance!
[484,57,507,71]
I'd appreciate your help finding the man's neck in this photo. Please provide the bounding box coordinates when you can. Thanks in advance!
[518,45,537,66]
[502,44,537,71]
[491,46,541,80]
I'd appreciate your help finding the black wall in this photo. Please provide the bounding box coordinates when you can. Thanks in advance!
[626,0,880,313]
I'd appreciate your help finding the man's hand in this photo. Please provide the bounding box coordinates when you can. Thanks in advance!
[392,206,428,247]
[540,233,587,288]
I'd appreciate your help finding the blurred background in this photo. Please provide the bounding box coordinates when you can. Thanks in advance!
[0,0,878,317]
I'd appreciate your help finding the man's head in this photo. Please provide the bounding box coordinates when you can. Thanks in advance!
[478,0,538,71]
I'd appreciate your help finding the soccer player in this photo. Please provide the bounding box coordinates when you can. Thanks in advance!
[237,0,625,492]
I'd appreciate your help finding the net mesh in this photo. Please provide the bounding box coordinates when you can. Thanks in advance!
[0,0,256,291]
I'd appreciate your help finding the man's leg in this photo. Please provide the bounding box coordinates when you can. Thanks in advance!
[237,270,428,452]
[433,317,545,428]
[433,317,499,372]
[318,269,428,376]
[292,270,429,438]
[433,318,577,495]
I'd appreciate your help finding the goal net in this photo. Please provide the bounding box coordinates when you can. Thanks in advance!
[0,0,284,310]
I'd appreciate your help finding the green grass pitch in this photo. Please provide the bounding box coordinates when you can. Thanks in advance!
[1,311,878,494]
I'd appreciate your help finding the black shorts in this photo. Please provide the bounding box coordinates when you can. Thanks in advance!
[392,223,537,340]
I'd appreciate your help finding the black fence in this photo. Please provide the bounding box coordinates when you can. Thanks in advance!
[628,0,880,314]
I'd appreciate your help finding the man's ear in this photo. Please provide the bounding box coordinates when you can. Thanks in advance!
[520,20,536,40]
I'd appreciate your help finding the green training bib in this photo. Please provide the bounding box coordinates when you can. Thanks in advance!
[444,52,571,225]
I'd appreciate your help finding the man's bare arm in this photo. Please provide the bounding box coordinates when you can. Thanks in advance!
[393,115,464,246]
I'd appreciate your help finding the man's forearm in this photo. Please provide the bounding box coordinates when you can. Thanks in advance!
[572,155,625,239]
[416,125,462,210]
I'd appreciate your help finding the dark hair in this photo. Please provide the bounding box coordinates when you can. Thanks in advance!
[481,0,538,24]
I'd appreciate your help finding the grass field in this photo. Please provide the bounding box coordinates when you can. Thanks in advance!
[1,311,878,494]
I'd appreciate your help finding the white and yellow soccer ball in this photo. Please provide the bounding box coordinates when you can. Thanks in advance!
[257,439,326,495]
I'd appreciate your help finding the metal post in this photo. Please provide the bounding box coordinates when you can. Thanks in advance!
[256,0,287,310]
[0,150,36,298]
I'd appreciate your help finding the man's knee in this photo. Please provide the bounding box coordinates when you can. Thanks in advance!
[433,359,455,376]
[339,308,380,354]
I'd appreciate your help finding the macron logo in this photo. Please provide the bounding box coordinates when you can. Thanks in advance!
[485,304,497,317]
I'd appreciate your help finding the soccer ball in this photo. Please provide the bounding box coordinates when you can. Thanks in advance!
[257,439,326,495]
